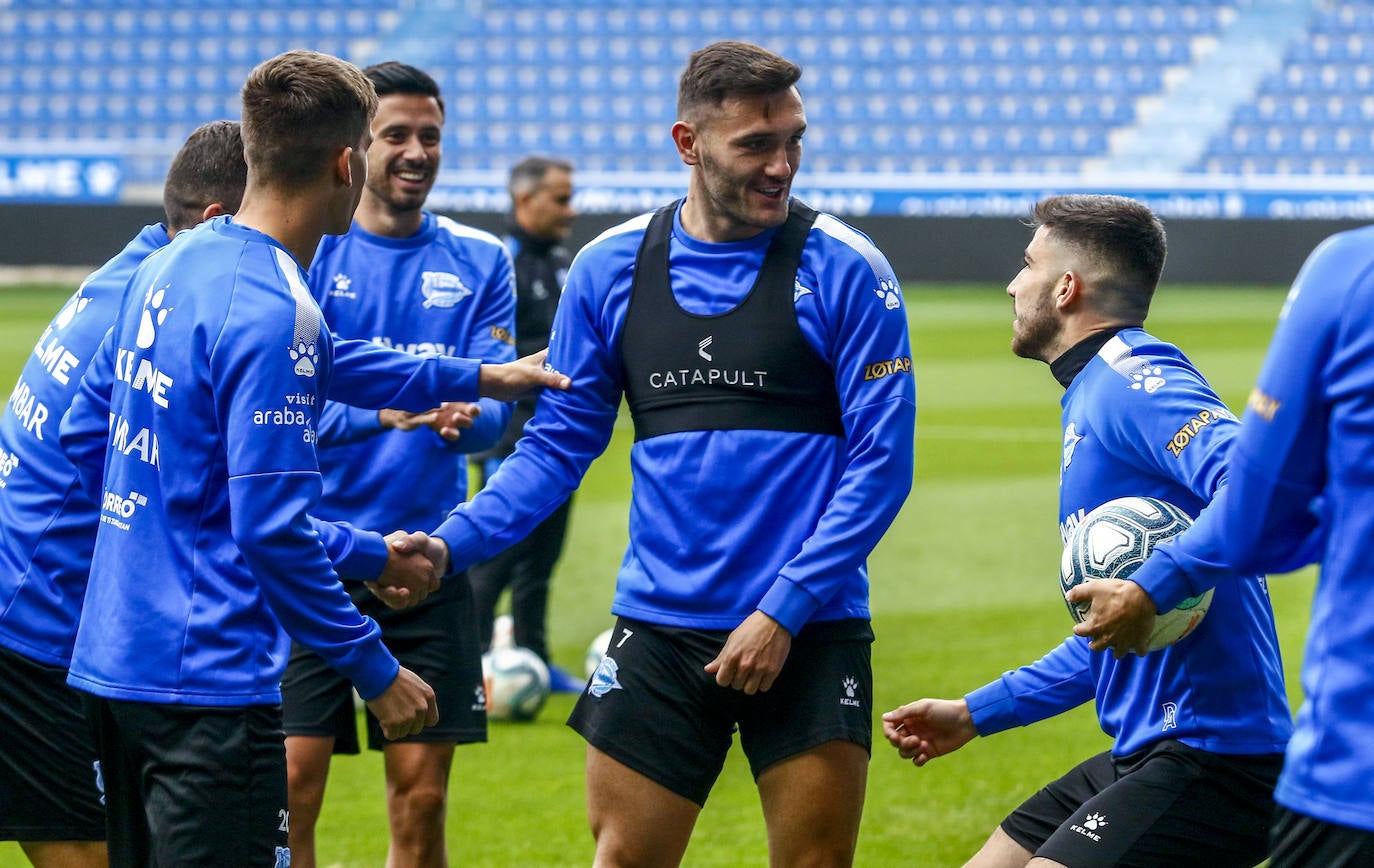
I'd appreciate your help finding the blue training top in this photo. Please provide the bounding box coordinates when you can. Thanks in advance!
[1131,226,1374,832]
[60,216,478,705]
[308,213,515,532]
[966,328,1292,757]
[434,202,916,634]
[0,224,169,667]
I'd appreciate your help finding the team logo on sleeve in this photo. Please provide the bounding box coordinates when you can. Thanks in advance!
[420,271,473,309]
[1129,365,1166,394]
[287,285,320,378]
[794,278,814,302]
[874,277,902,311]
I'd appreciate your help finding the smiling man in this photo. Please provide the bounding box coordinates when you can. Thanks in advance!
[279,61,515,868]
[403,40,915,865]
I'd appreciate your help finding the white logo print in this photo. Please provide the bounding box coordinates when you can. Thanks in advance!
[875,277,902,310]
[1062,422,1083,471]
[420,271,473,309]
[1071,811,1108,842]
[276,248,322,378]
[54,287,92,330]
[1161,701,1179,731]
[698,336,713,362]
[274,846,290,868]
[794,279,813,302]
[840,676,862,707]
[472,683,487,712]
[588,655,623,698]
[1130,366,1166,393]
[136,285,172,349]
[329,272,356,299]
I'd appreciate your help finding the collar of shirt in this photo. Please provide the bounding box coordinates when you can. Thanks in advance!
[1050,326,1128,389]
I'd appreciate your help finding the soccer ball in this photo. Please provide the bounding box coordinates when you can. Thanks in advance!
[584,627,615,679]
[481,646,550,722]
[1060,496,1213,651]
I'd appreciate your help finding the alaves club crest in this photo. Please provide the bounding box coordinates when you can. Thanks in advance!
[420,271,473,309]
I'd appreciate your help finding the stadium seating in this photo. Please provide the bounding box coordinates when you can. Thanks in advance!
[1,0,1369,183]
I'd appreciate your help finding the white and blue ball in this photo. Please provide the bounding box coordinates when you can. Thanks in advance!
[481,646,551,722]
[1060,495,1213,651]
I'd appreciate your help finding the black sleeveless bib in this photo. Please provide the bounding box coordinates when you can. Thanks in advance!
[620,199,845,442]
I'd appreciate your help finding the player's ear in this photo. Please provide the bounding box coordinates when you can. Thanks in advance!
[200,202,228,222]
[671,121,699,166]
[1055,270,1082,309]
[336,146,355,186]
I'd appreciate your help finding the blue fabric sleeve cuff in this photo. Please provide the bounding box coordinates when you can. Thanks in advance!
[756,577,821,636]
[336,530,390,584]
[350,650,402,702]
[965,679,1019,738]
[1130,549,1193,613]
[437,355,481,403]
[433,513,487,576]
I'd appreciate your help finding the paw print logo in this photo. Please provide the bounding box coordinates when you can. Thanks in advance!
[842,676,857,698]
[136,285,172,349]
[1130,366,1166,394]
[1083,813,1108,831]
[875,278,902,310]
[333,273,351,292]
[54,288,92,330]
[289,340,318,378]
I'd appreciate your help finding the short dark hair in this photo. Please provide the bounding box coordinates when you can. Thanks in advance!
[1030,194,1167,322]
[240,50,377,189]
[677,41,801,123]
[161,120,247,233]
[363,61,444,116]
[508,155,574,199]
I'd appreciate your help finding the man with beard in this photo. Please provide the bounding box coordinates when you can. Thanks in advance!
[402,40,915,864]
[280,61,515,868]
[882,195,1291,868]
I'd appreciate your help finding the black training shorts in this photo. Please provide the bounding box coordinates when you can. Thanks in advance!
[1269,805,1374,868]
[1001,739,1283,868]
[0,644,104,841]
[568,616,873,806]
[281,577,486,751]
[83,695,288,867]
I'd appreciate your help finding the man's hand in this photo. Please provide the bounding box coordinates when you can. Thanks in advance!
[379,408,440,431]
[881,698,977,767]
[478,349,571,402]
[365,531,441,610]
[1066,578,1157,657]
[365,665,439,740]
[388,530,452,580]
[704,611,791,695]
[427,402,480,442]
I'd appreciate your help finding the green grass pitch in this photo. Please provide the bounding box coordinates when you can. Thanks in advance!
[0,281,1314,867]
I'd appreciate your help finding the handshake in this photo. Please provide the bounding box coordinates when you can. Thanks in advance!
[365,530,454,609]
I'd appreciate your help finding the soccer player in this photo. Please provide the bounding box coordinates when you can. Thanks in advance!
[881,195,1291,868]
[56,50,564,867]
[408,40,915,864]
[1068,230,1370,865]
[467,155,583,692]
[0,120,245,868]
[280,61,514,868]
